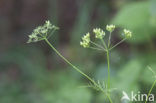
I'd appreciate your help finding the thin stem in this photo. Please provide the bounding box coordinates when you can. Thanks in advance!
[44,38,113,103]
[145,80,156,103]
[106,50,110,90]
[101,39,107,50]
[93,81,113,103]
[95,83,113,103]
[47,29,55,39]
[148,66,156,76]
[44,38,95,83]
[107,94,113,103]
[109,38,126,50]
[89,47,103,51]
[90,41,106,51]
[101,90,113,103]
[108,32,112,48]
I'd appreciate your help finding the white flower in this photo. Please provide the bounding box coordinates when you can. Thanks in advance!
[93,28,105,39]
[123,29,132,38]
[27,20,58,43]
[106,24,115,32]
[80,33,90,48]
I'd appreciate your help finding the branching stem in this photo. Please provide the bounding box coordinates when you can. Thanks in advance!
[106,50,110,90]
[44,38,113,103]
[109,38,126,50]
[108,32,112,48]
[89,47,103,51]
[44,38,94,83]
[101,39,107,50]
[90,41,106,51]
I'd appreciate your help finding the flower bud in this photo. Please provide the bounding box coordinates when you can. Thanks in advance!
[80,33,90,48]
[93,28,105,39]
[106,25,115,32]
[27,20,58,43]
[123,29,132,38]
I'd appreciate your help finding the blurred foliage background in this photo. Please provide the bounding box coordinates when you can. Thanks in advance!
[0,0,156,103]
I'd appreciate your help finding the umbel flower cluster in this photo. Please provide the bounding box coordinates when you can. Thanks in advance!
[93,28,105,39]
[124,29,132,38]
[106,24,115,32]
[80,24,132,49]
[80,25,132,101]
[80,33,90,48]
[27,20,59,43]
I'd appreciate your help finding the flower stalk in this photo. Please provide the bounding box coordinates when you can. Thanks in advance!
[44,38,113,103]
[80,24,132,96]
[106,50,110,89]
[44,38,94,83]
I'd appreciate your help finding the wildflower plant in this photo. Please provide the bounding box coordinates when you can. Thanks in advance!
[80,24,132,102]
[27,21,132,103]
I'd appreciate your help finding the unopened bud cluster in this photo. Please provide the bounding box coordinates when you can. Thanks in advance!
[106,25,115,32]
[93,28,105,39]
[80,24,132,48]
[27,20,58,43]
[124,29,132,38]
[80,33,90,48]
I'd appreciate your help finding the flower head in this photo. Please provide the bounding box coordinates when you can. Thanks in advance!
[27,20,58,43]
[123,29,132,38]
[106,24,115,32]
[45,20,52,29]
[80,33,90,48]
[93,28,105,39]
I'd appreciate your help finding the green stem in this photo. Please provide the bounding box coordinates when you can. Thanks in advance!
[101,39,107,50]
[90,41,106,51]
[106,50,110,90]
[108,32,112,48]
[109,38,126,51]
[47,29,55,39]
[44,38,94,83]
[107,94,113,103]
[89,47,103,51]
[44,38,113,103]
[47,27,59,39]
[95,83,113,103]
[145,80,156,103]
